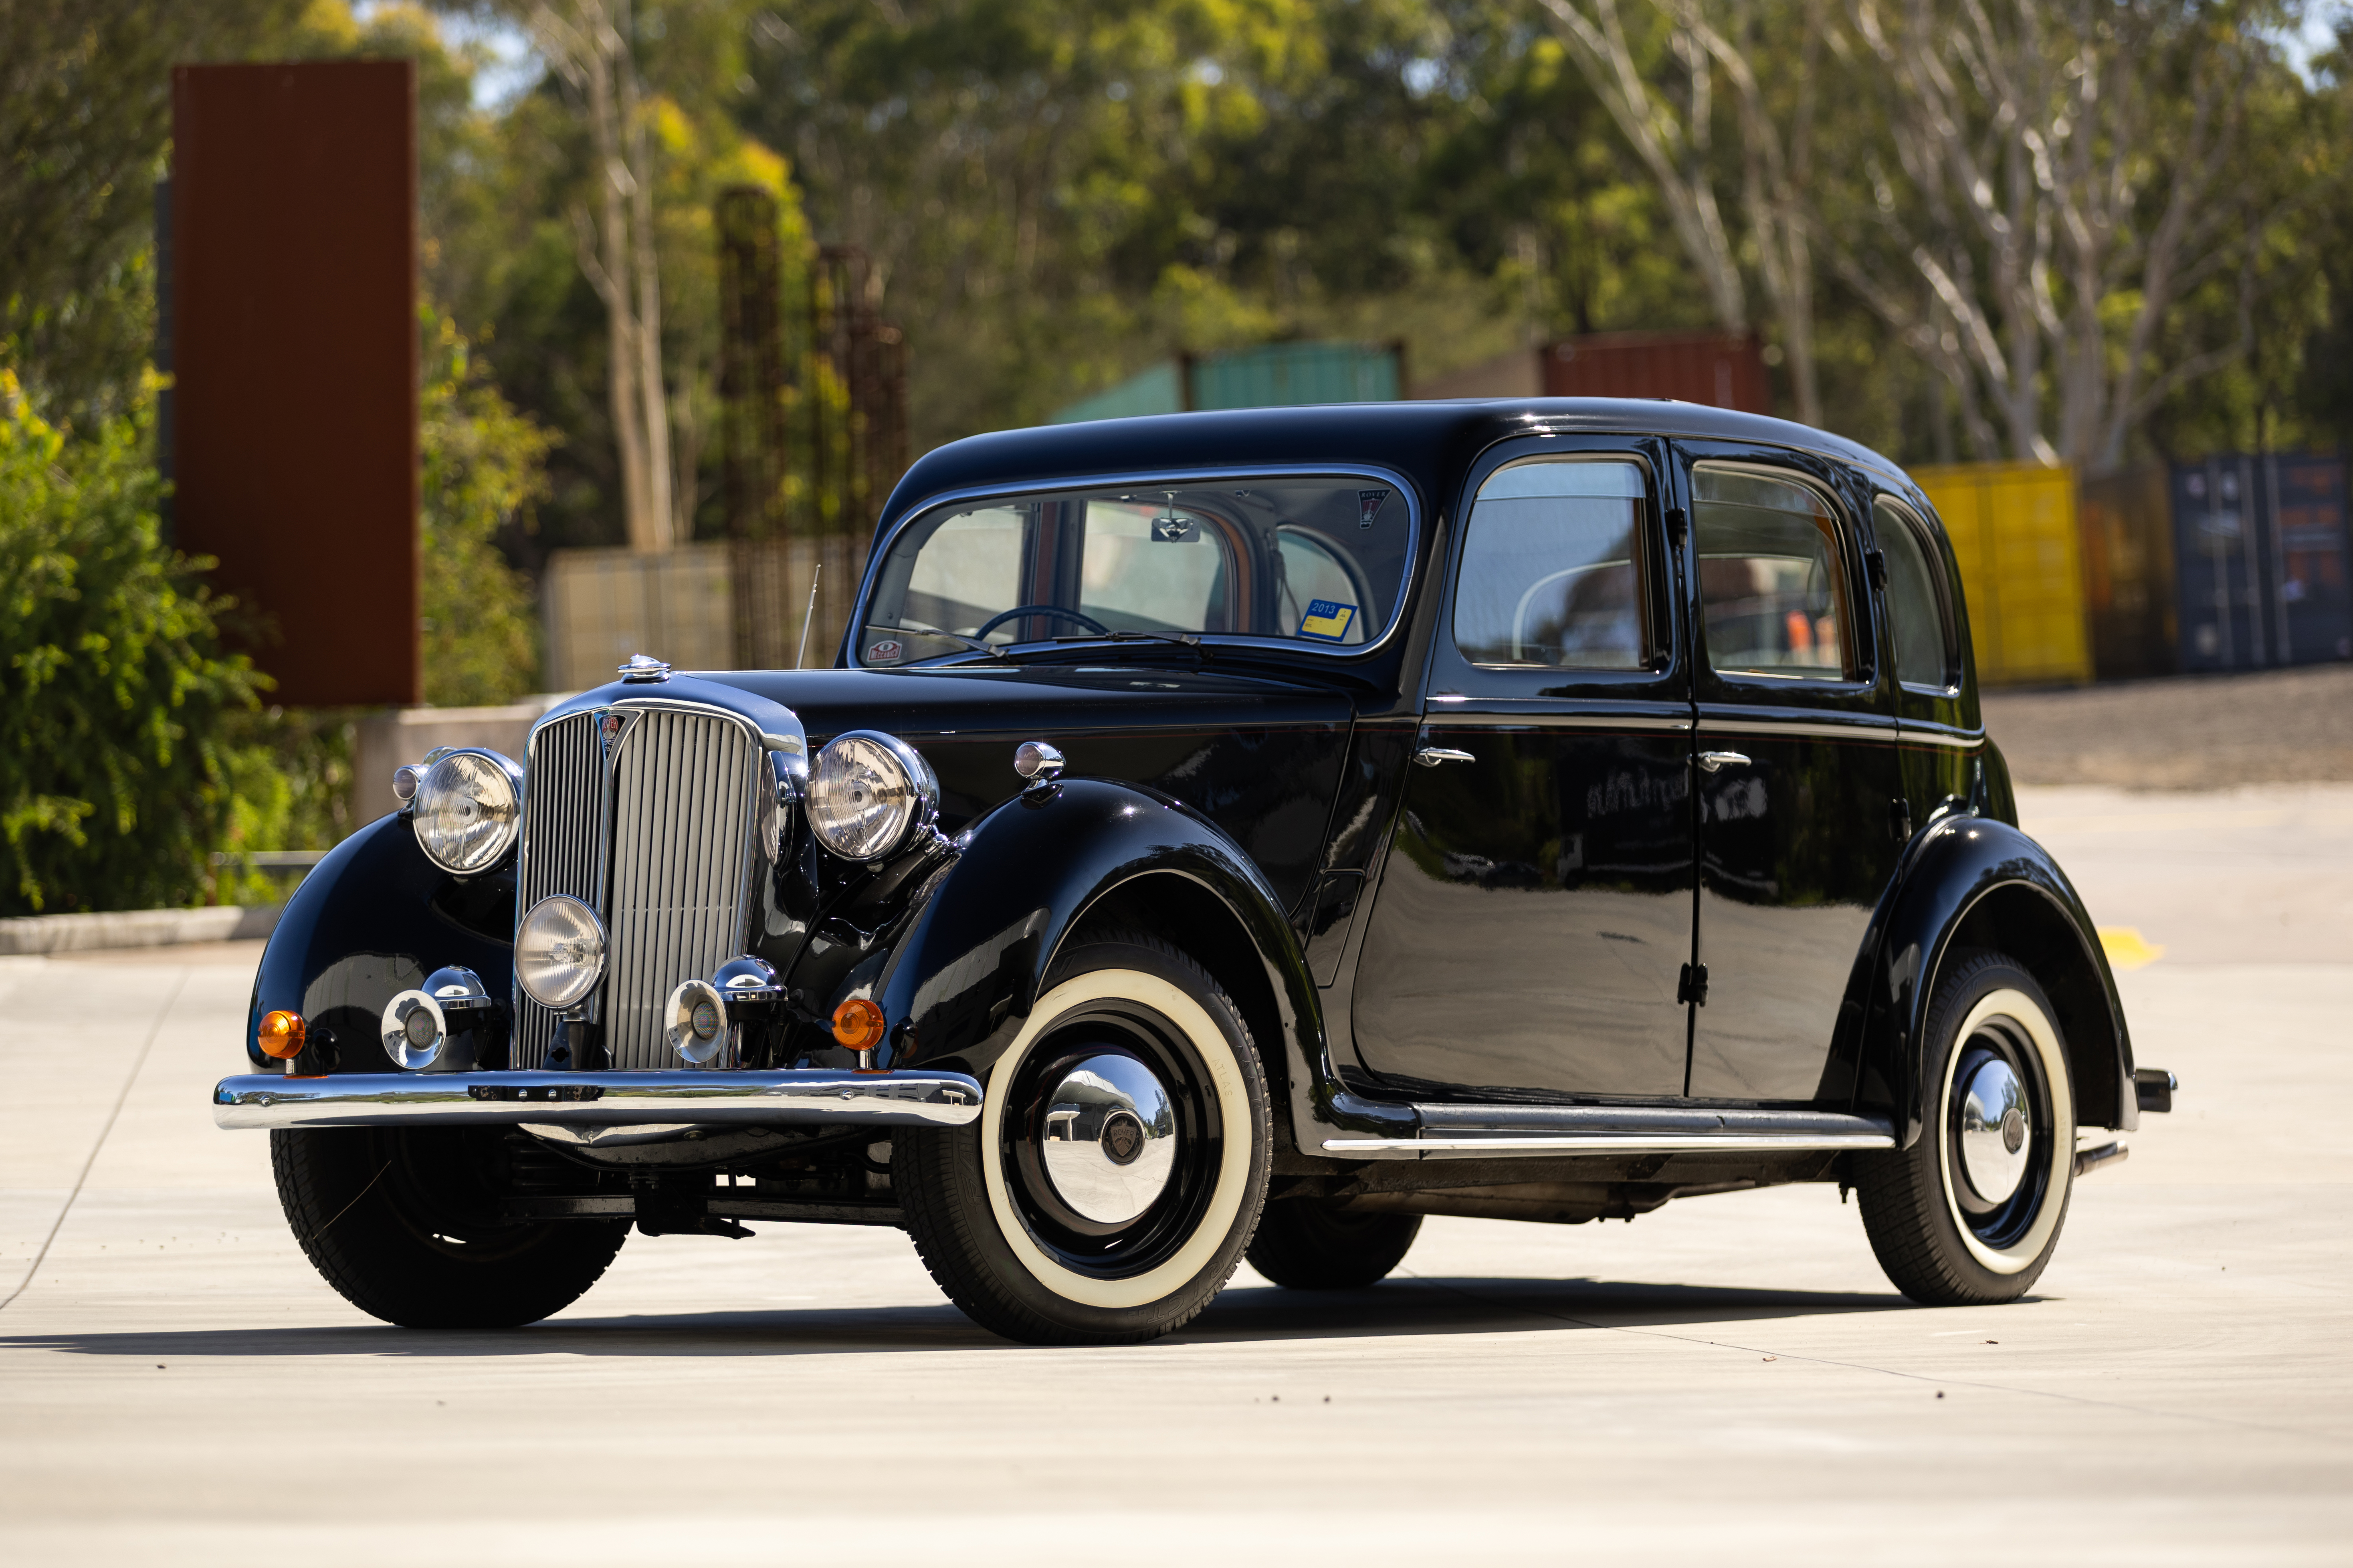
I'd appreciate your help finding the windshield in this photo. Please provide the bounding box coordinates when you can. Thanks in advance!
[855,476,1414,665]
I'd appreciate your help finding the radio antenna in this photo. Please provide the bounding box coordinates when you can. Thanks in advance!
[795,565,824,669]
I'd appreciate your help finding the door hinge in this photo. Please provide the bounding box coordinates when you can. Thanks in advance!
[1665,505,1689,543]
[1677,963,1709,1006]
[1890,796,1914,844]
[1865,548,1888,589]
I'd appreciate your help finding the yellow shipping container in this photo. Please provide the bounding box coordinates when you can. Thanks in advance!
[1911,462,2092,686]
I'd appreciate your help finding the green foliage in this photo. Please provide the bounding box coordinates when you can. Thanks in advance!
[419,308,554,705]
[0,0,309,433]
[0,369,270,915]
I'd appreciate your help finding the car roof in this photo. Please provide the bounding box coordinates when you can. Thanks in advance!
[880,398,1917,533]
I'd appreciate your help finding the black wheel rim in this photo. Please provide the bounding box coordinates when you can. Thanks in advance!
[999,1000,1222,1280]
[1944,1015,2054,1252]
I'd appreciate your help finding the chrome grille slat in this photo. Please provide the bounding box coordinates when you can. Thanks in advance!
[515,712,604,1067]
[513,704,761,1072]
[603,710,758,1070]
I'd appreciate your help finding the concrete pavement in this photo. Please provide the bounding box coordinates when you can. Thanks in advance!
[2,788,2348,1564]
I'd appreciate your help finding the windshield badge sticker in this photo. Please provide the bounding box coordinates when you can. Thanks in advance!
[1356,488,1390,528]
[865,638,905,666]
[1299,599,1359,642]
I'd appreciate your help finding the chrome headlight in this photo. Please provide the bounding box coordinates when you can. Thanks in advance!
[411,749,522,874]
[807,730,939,861]
[515,895,607,1011]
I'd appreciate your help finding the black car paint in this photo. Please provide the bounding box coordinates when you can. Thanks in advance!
[245,399,2134,1159]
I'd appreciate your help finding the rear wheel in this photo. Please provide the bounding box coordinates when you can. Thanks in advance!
[1248,1200,1421,1289]
[271,1126,628,1329]
[1854,951,2075,1305]
[899,930,1271,1345]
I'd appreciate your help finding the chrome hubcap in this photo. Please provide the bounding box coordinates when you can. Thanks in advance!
[1038,1053,1178,1225]
[1957,1056,2032,1204]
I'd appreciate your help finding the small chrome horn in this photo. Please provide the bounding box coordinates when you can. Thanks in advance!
[664,977,731,1065]
[380,966,495,1071]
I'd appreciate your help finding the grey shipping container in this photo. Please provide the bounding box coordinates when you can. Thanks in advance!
[2171,452,2353,673]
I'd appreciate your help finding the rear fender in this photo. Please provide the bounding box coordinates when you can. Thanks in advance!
[1874,813,2135,1146]
[872,778,1337,1148]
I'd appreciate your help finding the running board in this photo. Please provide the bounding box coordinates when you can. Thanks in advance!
[1321,1103,1897,1160]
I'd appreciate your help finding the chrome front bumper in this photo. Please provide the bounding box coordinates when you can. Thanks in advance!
[212,1069,984,1131]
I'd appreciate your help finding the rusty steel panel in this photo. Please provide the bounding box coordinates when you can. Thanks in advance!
[171,61,419,706]
[1541,331,1771,414]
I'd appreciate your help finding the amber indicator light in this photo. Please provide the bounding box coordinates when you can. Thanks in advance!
[832,999,886,1051]
[257,1010,307,1060]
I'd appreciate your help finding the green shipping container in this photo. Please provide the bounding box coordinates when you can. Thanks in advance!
[1050,341,1402,424]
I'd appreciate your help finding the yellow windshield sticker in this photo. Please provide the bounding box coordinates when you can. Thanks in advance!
[1299,599,1358,642]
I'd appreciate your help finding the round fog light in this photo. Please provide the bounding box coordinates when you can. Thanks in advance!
[516,895,607,1011]
[664,977,730,1065]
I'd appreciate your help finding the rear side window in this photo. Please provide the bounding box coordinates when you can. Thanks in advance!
[1693,464,1854,680]
[1453,459,1653,669]
[1873,497,1957,689]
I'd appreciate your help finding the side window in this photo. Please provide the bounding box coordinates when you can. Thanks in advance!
[1873,497,1957,689]
[1276,528,1372,645]
[898,506,1026,634]
[1453,458,1652,669]
[1693,464,1853,680]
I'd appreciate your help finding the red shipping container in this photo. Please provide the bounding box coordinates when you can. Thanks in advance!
[1541,331,1771,414]
[170,61,420,707]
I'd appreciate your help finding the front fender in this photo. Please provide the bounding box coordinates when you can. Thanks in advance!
[873,777,1330,1129]
[246,815,515,1073]
[1874,813,2133,1148]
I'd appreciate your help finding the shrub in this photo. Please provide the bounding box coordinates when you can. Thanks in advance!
[420,309,551,707]
[0,368,267,914]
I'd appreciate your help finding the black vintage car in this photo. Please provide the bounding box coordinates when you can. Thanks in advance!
[216,400,2174,1344]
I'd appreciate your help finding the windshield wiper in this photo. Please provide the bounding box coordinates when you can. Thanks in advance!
[867,622,1005,661]
[1047,630,1206,653]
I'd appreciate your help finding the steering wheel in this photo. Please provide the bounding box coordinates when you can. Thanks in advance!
[974,604,1112,641]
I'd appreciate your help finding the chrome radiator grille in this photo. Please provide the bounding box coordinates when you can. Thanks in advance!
[514,712,605,1067]
[602,711,761,1068]
[513,706,763,1071]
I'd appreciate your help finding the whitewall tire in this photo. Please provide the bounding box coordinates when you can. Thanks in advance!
[1856,951,2077,1304]
[898,930,1271,1344]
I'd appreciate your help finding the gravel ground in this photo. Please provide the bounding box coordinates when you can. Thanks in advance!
[1983,661,2353,789]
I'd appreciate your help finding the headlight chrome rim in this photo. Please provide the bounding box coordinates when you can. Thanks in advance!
[515,894,608,1012]
[807,729,939,862]
[411,748,523,874]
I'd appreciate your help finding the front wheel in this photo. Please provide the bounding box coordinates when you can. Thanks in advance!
[272,1126,628,1328]
[1854,950,2076,1305]
[898,930,1271,1345]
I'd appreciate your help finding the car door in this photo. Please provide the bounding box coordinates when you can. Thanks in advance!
[1680,446,1906,1103]
[1351,436,1695,1100]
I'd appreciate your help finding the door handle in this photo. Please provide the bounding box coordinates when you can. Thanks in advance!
[1697,751,1751,773]
[1414,747,1476,767]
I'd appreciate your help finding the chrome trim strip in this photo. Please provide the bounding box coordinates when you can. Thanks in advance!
[852,462,1424,666]
[1897,726,1986,750]
[1423,712,1695,733]
[1320,1104,1896,1160]
[212,1070,984,1130]
[1699,716,1900,743]
[1322,1131,1895,1159]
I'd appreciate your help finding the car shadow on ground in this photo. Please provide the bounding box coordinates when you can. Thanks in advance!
[0,1274,1914,1360]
